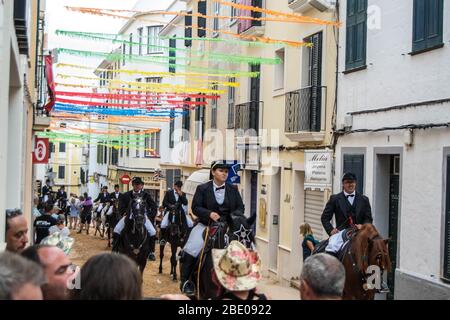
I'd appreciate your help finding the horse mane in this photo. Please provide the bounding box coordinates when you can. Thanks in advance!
[352,224,380,272]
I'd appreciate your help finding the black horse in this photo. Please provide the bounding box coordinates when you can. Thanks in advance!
[114,196,152,274]
[106,198,122,248]
[158,203,190,281]
[188,211,255,300]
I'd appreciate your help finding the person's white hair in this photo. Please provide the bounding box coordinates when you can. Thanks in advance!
[301,253,345,298]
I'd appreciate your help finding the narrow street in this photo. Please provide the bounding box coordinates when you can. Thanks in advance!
[69,231,180,297]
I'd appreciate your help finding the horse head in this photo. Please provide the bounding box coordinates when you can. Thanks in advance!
[127,196,147,234]
[227,211,255,249]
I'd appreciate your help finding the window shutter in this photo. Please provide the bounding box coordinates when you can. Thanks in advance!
[166,170,175,189]
[198,1,207,38]
[413,0,443,52]
[345,0,367,70]
[310,32,323,132]
[169,109,175,148]
[252,0,262,27]
[185,12,192,47]
[343,154,364,194]
[444,155,450,280]
[169,37,176,73]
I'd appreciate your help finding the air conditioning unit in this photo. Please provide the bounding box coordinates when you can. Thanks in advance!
[288,0,335,13]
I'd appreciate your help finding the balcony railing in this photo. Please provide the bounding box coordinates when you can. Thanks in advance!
[234,101,263,135]
[14,0,29,54]
[285,86,326,133]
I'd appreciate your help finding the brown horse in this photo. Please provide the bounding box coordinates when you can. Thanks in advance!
[342,224,391,300]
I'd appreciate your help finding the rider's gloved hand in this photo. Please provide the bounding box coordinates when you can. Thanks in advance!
[209,212,220,221]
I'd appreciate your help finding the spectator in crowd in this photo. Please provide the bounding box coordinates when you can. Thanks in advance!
[21,245,76,300]
[68,197,80,230]
[71,253,142,300]
[78,195,93,234]
[5,209,29,253]
[32,195,42,218]
[34,203,58,244]
[49,214,71,238]
[300,223,319,261]
[0,251,46,300]
[299,253,345,300]
[162,241,267,301]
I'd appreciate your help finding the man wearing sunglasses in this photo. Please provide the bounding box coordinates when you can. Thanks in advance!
[5,209,29,253]
[22,245,77,300]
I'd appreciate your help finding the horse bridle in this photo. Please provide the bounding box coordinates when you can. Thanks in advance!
[125,199,148,256]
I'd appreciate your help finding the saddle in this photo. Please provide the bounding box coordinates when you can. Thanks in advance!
[313,228,358,262]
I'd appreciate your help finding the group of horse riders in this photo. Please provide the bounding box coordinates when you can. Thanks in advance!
[43,160,389,296]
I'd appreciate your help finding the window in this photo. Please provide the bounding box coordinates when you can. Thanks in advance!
[343,154,364,194]
[274,48,285,91]
[122,44,126,66]
[195,98,205,140]
[103,142,107,164]
[213,2,220,36]
[126,130,130,157]
[169,110,175,148]
[129,33,133,57]
[169,37,176,73]
[137,27,143,55]
[211,85,218,129]
[185,12,192,47]
[147,26,163,54]
[59,142,66,153]
[58,166,65,179]
[97,144,103,164]
[412,0,444,54]
[227,78,235,129]
[145,131,161,158]
[230,0,237,24]
[345,0,367,71]
[198,0,207,37]
[111,144,119,166]
[444,155,450,281]
[120,130,124,158]
[49,142,55,154]
[182,99,191,141]
[238,0,262,34]
[135,130,140,157]
[146,77,162,105]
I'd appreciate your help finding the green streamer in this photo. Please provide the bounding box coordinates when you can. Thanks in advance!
[56,30,281,65]
[57,48,261,77]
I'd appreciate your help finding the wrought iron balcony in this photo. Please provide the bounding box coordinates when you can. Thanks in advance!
[285,86,327,142]
[234,101,263,136]
[14,0,29,54]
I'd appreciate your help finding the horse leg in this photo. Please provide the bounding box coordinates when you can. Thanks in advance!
[171,243,178,281]
[159,242,164,274]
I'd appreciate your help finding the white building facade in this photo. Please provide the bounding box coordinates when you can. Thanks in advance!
[335,0,450,299]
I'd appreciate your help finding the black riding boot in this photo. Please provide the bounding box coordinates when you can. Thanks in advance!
[159,228,167,246]
[112,233,121,252]
[179,251,197,295]
[148,236,156,261]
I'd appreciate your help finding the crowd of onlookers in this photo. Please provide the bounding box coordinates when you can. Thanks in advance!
[1,181,347,300]
[2,203,346,300]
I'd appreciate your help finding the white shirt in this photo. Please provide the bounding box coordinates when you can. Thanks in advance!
[114,192,120,199]
[173,189,179,202]
[213,181,226,205]
[344,191,356,206]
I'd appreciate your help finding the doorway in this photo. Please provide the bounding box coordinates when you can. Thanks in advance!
[269,167,281,272]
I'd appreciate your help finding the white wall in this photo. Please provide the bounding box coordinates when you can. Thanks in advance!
[337,0,450,128]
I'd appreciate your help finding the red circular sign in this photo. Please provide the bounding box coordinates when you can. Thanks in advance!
[120,175,131,184]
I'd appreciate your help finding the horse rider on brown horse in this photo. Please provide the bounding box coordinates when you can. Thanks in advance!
[320,172,389,293]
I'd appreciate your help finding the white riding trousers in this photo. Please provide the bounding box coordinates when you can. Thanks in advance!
[183,223,207,258]
[160,205,193,229]
[325,230,346,253]
[114,215,156,237]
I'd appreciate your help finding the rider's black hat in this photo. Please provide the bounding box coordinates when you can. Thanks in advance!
[132,177,144,185]
[211,160,231,171]
[114,184,120,189]
[342,172,357,182]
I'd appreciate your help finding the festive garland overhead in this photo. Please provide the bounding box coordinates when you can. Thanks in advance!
[55,90,220,100]
[62,8,309,47]
[48,124,161,136]
[51,113,173,123]
[57,73,240,88]
[56,63,252,79]
[55,82,226,95]
[56,48,262,77]
[64,6,340,26]
[55,30,284,65]
[53,103,186,117]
